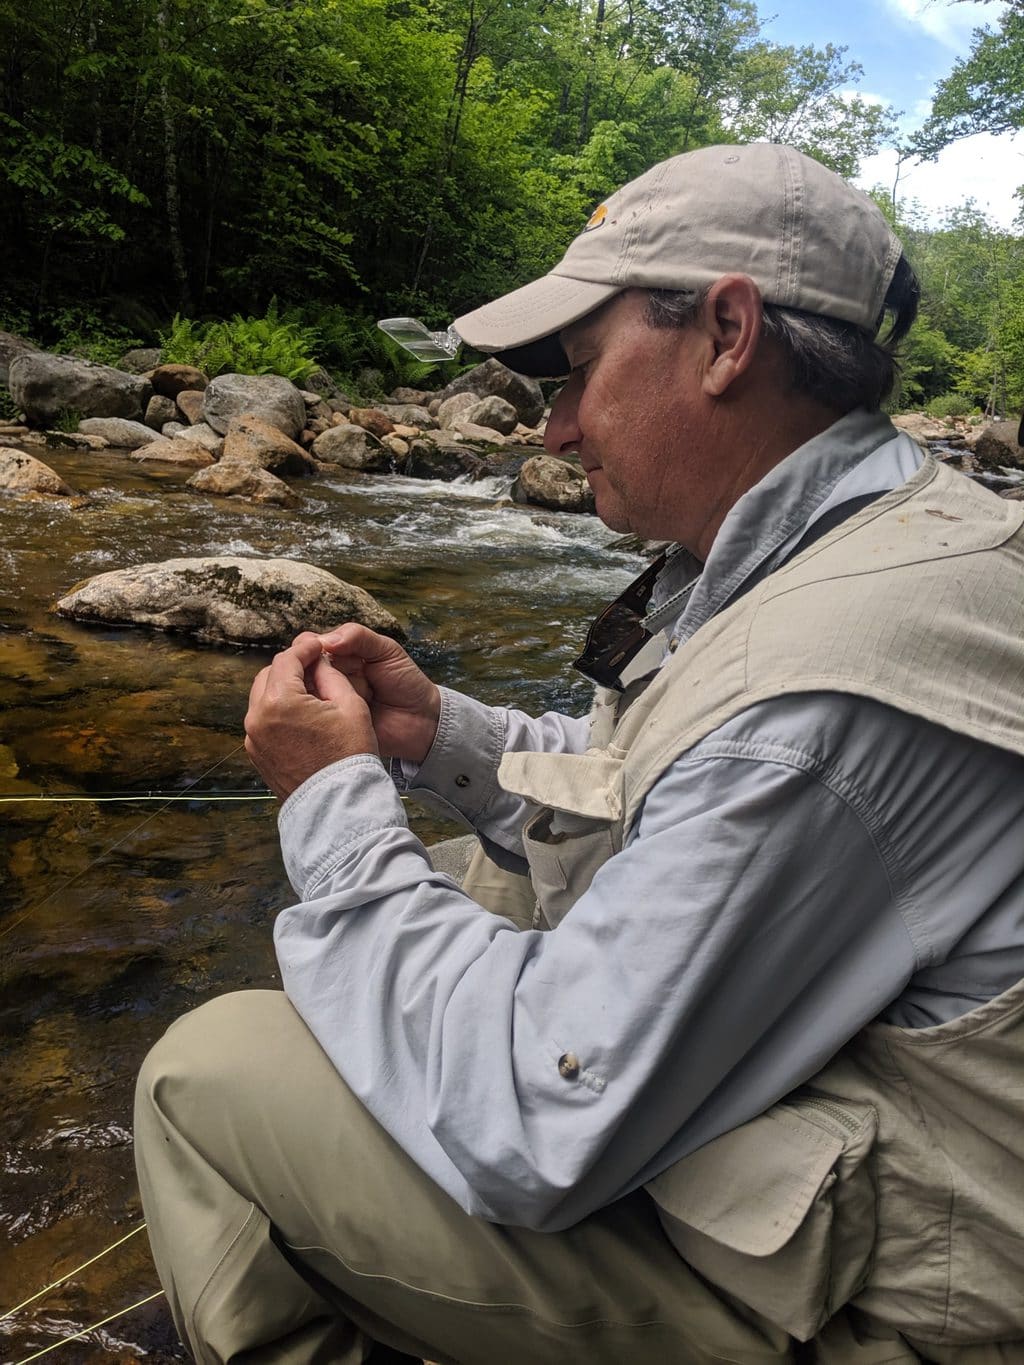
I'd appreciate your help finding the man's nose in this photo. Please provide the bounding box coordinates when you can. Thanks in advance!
[544,375,583,456]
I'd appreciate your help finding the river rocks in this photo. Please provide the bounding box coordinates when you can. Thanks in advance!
[119,347,163,373]
[348,406,395,439]
[974,421,1023,471]
[390,387,432,405]
[438,358,545,428]
[403,438,484,481]
[9,353,151,425]
[311,424,392,471]
[513,455,594,513]
[453,421,507,446]
[461,395,518,435]
[161,421,187,439]
[55,557,403,646]
[0,450,75,497]
[176,389,206,424]
[79,417,167,449]
[303,366,349,403]
[202,373,306,439]
[145,394,179,429]
[377,403,437,429]
[437,393,478,430]
[0,330,40,385]
[221,416,316,476]
[891,413,952,446]
[151,363,209,398]
[131,440,214,468]
[187,463,298,507]
[174,423,223,456]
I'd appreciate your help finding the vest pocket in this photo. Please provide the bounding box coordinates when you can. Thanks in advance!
[521,808,617,928]
[645,1090,878,1342]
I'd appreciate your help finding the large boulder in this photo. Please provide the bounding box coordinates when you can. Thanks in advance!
[891,413,950,446]
[512,455,595,513]
[202,373,306,439]
[437,358,544,428]
[0,330,40,385]
[9,353,151,425]
[221,416,316,476]
[974,421,1023,472]
[0,450,75,498]
[461,394,518,436]
[311,424,392,472]
[188,463,298,507]
[55,557,404,646]
[452,421,507,447]
[150,363,209,398]
[79,417,167,450]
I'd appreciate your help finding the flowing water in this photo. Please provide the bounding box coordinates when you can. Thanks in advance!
[0,444,642,1361]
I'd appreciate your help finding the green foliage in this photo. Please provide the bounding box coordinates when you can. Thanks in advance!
[46,308,143,367]
[924,392,974,419]
[53,407,84,433]
[159,304,319,382]
[0,385,19,422]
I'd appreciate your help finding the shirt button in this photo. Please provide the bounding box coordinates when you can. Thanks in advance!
[558,1052,580,1080]
[454,774,470,788]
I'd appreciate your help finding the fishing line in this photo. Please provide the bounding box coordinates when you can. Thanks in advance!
[0,741,259,942]
[11,1290,165,1364]
[0,1223,148,1321]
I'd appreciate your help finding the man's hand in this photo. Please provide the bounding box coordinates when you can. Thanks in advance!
[317,623,441,763]
[245,632,379,802]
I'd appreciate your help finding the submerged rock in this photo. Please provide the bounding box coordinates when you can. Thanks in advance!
[188,463,299,507]
[0,450,76,497]
[130,440,214,469]
[54,556,403,646]
[403,438,484,482]
[512,454,595,513]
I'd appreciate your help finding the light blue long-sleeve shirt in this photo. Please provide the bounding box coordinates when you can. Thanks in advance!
[275,410,1024,1231]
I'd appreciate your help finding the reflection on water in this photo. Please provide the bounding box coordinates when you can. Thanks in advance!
[0,444,640,1359]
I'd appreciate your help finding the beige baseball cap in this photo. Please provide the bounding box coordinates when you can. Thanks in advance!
[453,143,904,375]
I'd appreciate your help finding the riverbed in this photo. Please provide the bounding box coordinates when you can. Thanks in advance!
[0,446,641,1361]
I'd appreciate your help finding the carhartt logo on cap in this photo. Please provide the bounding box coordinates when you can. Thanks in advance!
[582,204,607,233]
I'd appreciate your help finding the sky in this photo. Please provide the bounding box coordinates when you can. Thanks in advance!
[760,0,1023,229]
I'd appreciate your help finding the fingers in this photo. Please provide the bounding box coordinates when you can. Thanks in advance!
[318,622,406,664]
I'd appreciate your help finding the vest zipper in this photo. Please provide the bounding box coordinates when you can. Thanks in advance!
[792,1092,866,1141]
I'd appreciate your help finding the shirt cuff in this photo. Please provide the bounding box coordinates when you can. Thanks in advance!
[278,754,409,898]
[394,687,507,825]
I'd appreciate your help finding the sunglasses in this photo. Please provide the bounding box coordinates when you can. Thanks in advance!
[573,552,668,691]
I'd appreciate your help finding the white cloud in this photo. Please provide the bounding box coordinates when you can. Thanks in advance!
[840,88,892,107]
[880,0,1005,50]
[857,130,1024,228]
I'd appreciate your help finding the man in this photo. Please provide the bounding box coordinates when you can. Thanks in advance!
[135,144,1024,1364]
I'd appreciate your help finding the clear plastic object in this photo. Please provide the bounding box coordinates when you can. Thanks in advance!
[377,317,461,362]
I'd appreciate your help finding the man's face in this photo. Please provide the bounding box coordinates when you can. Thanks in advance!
[543,289,725,552]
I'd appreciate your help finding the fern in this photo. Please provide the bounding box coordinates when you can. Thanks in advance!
[159,303,319,382]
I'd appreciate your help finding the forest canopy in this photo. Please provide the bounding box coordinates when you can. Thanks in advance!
[0,0,1021,412]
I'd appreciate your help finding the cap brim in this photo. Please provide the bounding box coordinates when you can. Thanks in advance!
[453,274,620,376]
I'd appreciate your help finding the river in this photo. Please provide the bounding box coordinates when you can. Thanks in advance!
[0,444,641,1361]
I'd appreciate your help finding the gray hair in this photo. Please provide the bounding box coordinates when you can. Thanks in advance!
[645,256,920,412]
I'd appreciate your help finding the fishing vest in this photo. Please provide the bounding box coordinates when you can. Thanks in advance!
[465,457,1024,1348]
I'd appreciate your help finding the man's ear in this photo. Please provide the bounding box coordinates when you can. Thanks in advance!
[699,275,764,398]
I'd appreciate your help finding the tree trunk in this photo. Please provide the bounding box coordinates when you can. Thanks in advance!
[156,3,193,313]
